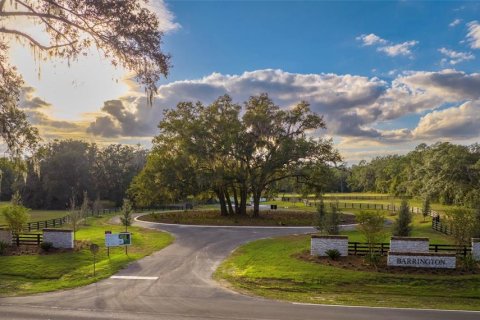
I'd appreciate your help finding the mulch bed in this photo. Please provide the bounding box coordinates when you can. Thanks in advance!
[141,210,356,226]
[1,240,89,256]
[298,251,480,275]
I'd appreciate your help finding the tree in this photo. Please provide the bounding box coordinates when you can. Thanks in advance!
[356,211,386,256]
[446,208,476,246]
[0,0,170,155]
[68,196,81,242]
[120,198,133,232]
[393,199,412,236]
[1,204,30,236]
[422,196,431,222]
[80,190,89,226]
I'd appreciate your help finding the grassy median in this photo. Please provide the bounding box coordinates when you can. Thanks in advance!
[0,215,173,296]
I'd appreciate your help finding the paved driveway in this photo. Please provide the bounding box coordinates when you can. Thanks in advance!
[0,217,478,320]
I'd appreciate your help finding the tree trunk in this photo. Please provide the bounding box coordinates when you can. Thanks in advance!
[232,186,240,215]
[252,190,261,217]
[225,189,235,215]
[216,189,228,216]
[239,184,248,216]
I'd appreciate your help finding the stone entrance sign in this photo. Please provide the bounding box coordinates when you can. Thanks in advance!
[311,235,348,257]
[387,252,456,269]
[473,238,480,261]
[390,236,429,253]
[43,229,74,249]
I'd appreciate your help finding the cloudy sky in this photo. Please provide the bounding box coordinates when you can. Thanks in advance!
[6,1,480,163]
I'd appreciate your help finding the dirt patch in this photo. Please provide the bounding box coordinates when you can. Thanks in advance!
[297,251,480,275]
[140,210,356,226]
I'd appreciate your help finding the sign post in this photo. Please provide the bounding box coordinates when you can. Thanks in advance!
[89,243,99,276]
[105,232,132,256]
[105,231,111,257]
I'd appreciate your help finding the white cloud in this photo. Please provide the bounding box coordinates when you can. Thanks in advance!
[378,40,418,57]
[438,47,475,65]
[141,0,180,33]
[467,21,480,49]
[356,33,387,46]
[449,19,462,27]
[412,101,480,139]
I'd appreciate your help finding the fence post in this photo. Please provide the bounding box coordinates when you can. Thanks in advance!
[354,242,358,255]
[16,235,19,246]
[37,234,41,245]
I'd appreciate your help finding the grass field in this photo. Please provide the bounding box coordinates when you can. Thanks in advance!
[0,214,173,296]
[215,232,480,310]
[0,202,68,225]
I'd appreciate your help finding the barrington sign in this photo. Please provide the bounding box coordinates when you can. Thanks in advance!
[387,252,456,269]
[105,232,132,247]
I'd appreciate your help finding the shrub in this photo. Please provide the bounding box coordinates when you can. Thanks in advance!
[364,253,382,267]
[393,199,412,236]
[316,199,341,235]
[356,211,386,260]
[461,253,477,271]
[40,241,54,252]
[0,240,8,255]
[325,249,341,260]
[446,208,476,246]
[1,205,30,235]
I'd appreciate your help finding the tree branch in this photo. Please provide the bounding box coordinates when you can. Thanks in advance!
[0,27,76,51]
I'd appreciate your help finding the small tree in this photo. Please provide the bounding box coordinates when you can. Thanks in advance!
[393,199,412,236]
[81,191,89,226]
[2,205,30,236]
[446,208,476,246]
[315,199,340,235]
[356,211,386,261]
[422,197,431,222]
[68,196,82,242]
[120,199,133,232]
[92,196,103,216]
[11,191,22,206]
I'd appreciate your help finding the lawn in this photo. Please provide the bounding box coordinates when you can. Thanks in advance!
[0,214,173,296]
[215,232,480,310]
[0,202,68,225]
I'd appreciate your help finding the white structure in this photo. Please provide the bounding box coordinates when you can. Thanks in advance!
[0,229,12,245]
[43,229,74,249]
[390,236,429,253]
[472,238,480,261]
[311,235,348,257]
[387,252,456,269]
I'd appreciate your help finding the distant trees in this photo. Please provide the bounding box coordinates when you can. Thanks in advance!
[347,142,480,207]
[16,140,146,209]
[129,94,340,216]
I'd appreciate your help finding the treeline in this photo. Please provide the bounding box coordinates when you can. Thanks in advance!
[348,142,480,206]
[1,140,147,209]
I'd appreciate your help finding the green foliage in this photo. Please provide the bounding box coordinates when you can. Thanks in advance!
[393,199,412,236]
[0,240,8,255]
[364,252,382,267]
[446,208,477,246]
[10,191,22,206]
[461,253,478,271]
[422,197,431,221]
[120,199,133,231]
[315,199,341,235]
[356,211,386,255]
[325,249,341,260]
[1,205,30,235]
[68,197,82,241]
[40,241,53,252]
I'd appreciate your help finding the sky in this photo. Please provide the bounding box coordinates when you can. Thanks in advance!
[4,1,480,163]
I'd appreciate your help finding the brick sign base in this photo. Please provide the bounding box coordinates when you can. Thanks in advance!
[387,252,456,269]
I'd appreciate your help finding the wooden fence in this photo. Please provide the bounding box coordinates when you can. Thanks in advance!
[348,241,470,257]
[12,233,43,246]
[282,195,412,201]
[432,220,452,235]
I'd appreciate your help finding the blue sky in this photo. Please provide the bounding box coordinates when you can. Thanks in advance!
[162,1,479,81]
[7,1,480,162]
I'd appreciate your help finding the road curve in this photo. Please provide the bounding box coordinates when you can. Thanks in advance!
[0,217,478,320]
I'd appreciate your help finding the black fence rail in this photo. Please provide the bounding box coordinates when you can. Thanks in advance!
[348,242,471,257]
[282,195,412,201]
[25,216,69,232]
[432,220,452,235]
[12,233,43,246]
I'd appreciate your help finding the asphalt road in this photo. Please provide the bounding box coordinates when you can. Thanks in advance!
[0,217,479,320]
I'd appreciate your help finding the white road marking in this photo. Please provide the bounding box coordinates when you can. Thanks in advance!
[110,276,158,280]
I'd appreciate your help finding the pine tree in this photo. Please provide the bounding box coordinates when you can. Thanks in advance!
[393,199,412,236]
[422,197,431,222]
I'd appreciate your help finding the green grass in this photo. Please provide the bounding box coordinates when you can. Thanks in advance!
[0,215,173,296]
[215,233,480,310]
[0,202,68,225]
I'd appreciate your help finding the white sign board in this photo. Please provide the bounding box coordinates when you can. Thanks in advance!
[105,232,132,247]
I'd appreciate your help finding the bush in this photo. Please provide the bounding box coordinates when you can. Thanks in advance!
[40,241,54,252]
[1,205,30,235]
[461,253,477,271]
[0,240,8,255]
[316,199,341,235]
[364,253,382,267]
[325,249,341,260]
